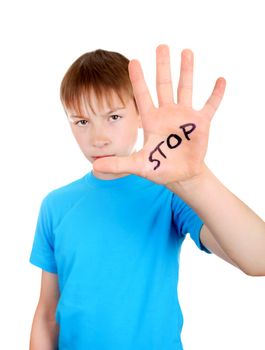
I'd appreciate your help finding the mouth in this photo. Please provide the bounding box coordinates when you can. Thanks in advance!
[92,154,115,160]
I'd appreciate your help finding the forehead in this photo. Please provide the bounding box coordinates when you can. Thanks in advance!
[67,89,131,117]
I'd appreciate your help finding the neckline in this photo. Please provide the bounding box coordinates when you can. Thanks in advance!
[86,170,151,189]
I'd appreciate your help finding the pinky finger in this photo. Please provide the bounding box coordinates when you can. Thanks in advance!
[202,77,226,120]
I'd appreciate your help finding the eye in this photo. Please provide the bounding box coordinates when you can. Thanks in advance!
[75,120,88,127]
[110,114,122,122]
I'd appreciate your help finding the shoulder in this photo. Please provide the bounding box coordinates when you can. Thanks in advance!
[45,173,88,200]
[40,173,90,220]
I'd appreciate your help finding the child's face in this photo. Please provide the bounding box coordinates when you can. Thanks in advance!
[66,90,142,180]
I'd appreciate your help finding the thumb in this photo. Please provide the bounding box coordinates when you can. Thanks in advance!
[93,154,139,176]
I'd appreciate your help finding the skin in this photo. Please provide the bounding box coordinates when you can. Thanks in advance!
[29,45,264,349]
[91,44,265,276]
[66,93,142,180]
[30,93,143,349]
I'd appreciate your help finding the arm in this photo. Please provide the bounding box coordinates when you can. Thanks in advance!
[166,164,265,276]
[92,45,265,276]
[29,271,60,350]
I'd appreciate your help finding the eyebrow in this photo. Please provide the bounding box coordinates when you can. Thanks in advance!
[69,107,126,120]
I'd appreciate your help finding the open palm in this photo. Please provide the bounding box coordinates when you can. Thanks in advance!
[93,45,226,185]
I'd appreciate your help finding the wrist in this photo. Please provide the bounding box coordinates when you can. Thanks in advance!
[165,163,211,196]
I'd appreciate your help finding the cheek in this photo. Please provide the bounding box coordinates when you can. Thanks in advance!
[117,125,138,145]
[71,128,89,148]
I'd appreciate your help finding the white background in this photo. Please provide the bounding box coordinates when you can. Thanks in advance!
[0,0,264,349]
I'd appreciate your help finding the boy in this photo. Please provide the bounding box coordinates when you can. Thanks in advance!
[29,45,265,349]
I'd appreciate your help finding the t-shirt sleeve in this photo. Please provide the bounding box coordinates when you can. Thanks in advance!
[172,193,211,254]
[29,195,58,273]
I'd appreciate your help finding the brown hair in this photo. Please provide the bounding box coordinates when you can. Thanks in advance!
[60,49,138,116]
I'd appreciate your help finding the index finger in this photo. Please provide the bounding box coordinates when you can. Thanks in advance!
[128,59,154,115]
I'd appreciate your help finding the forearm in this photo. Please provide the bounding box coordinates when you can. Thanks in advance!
[166,164,265,276]
[29,311,59,350]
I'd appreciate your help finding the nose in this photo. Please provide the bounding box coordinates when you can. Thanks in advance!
[91,124,110,148]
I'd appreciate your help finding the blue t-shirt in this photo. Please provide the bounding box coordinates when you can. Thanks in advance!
[29,170,210,349]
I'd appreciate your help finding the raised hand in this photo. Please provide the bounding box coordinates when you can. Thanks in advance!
[93,45,226,186]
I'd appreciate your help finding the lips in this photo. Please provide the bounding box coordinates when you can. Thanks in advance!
[92,154,115,160]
